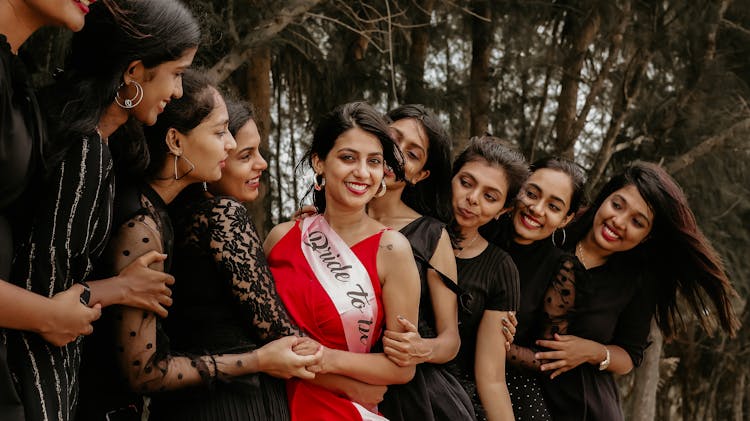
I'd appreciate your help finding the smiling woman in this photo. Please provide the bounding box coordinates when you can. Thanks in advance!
[264,102,422,421]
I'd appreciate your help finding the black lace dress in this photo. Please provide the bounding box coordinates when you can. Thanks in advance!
[150,193,300,421]
[454,243,520,421]
[379,216,476,421]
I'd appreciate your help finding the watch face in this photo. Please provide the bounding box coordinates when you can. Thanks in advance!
[79,283,91,306]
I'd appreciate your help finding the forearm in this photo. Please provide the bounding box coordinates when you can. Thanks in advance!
[0,279,55,332]
[303,373,367,397]
[87,276,125,308]
[477,379,515,421]
[424,330,460,364]
[327,349,415,385]
[597,344,633,375]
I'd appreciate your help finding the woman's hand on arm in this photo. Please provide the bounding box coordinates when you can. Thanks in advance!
[535,334,634,379]
[0,280,101,346]
[87,250,175,317]
[382,317,431,366]
[255,336,322,379]
[475,310,515,421]
[501,311,517,351]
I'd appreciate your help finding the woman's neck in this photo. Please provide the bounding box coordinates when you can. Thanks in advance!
[368,188,413,222]
[322,203,370,234]
[149,178,192,205]
[0,1,43,53]
[97,103,130,140]
[577,231,610,268]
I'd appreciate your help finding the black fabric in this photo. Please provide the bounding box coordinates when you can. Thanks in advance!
[0,35,45,421]
[4,132,114,421]
[454,243,520,420]
[148,193,300,420]
[380,216,476,421]
[77,182,174,421]
[540,256,657,421]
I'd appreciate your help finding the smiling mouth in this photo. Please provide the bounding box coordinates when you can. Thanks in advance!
[601,223,621,241]
[520,213,541,229]
[74,0,93,13]
[345,182,369,193]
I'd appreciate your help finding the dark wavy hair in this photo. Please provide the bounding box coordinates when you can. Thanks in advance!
[387,104,453,223]
[567,161,739,339]
[140,69,217,180]
[44,0,200,170]
[530,156,587,216]
[302,102,405,212]
[226,99,255,137]
[451,135,529,208]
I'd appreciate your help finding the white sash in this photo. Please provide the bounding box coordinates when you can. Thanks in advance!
[300,215,380,353]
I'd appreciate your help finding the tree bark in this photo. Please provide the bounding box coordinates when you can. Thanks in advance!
[208,0,322,82]
[665,117,750,175]
[469,0,492,137]
[627,319,663,421]
[403,0,436,104]
[732,370,745,421]
[246,45,273,235]
[553,6,601,158]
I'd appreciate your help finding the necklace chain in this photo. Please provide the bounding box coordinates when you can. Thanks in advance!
[576,241,588,268]
[456,234,480,258]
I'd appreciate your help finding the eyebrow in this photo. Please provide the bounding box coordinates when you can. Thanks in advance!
[213,118,229,128]
[529,182,567,206]
[336,147,383,156]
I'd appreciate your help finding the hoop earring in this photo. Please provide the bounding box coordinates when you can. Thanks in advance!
[313,174,325,191]
[173,154,195,180]
[374,178,387,198]
[552,228,567,248]
[115,81,144,109]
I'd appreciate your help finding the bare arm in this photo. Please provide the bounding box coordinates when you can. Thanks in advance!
[475,310,514,421]
[383,228,460,365]
[0,279,100,346]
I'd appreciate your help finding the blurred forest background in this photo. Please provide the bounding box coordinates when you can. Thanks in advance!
[22,0,749,419]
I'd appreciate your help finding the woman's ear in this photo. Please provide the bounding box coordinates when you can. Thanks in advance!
[411,169,430,185]
[123,60,145,84]
[311,154,324,175]
[165,128,182,156]
[559,212,575,228]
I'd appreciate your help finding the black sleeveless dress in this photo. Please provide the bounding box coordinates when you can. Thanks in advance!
[379,216,476,421]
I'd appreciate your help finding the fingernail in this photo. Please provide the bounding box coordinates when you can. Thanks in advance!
[502,326,509,333]
[534,353,540,359]
[509,311,516,316]
[501,318,508,324]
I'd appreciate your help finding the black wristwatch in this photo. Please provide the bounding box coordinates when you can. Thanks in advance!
[79,282,91,306]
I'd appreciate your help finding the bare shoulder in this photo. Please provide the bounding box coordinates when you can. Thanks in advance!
[263,220,297,255]
[378,229,413,256]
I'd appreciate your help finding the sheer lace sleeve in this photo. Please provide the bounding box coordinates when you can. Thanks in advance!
[507,256,579,372]
[200,197,300,340]
[107,214,213,392]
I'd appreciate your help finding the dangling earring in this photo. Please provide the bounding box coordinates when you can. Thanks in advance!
[115,81,144,109]
[202,182,208,192]
[552,228,567,247]
[313,174,325,191]
[375,178,387,198]
[173,153,195,180]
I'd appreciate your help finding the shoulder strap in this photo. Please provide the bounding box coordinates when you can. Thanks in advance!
[411,250,464,296]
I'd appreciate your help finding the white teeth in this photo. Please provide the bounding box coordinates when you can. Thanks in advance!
[79,0,91,6]
[522,214,541,228]
[603,225,620,239]
[345,182,368,192]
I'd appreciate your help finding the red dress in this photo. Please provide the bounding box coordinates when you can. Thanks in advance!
[268,221,386,420]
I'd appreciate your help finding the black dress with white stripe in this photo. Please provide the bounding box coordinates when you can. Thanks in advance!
[2,133,114,421]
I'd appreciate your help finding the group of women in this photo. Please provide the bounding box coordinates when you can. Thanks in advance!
[0,0,740,421]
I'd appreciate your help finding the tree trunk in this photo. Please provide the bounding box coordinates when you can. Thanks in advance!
[469,0,492,137]
[246,45,272,235]
[627,319,662,421]
[553,6,601,158]
[732,370,745,421]
[404,0,436,104]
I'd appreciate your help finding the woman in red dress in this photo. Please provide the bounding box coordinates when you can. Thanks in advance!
[264,102,421,420]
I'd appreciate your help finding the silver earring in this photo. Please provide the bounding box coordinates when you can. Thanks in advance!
[375,178,387,198]
[115,81,144,109]
[173,153,195,180]
[552,228,567,247]
[313,174,325,191]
